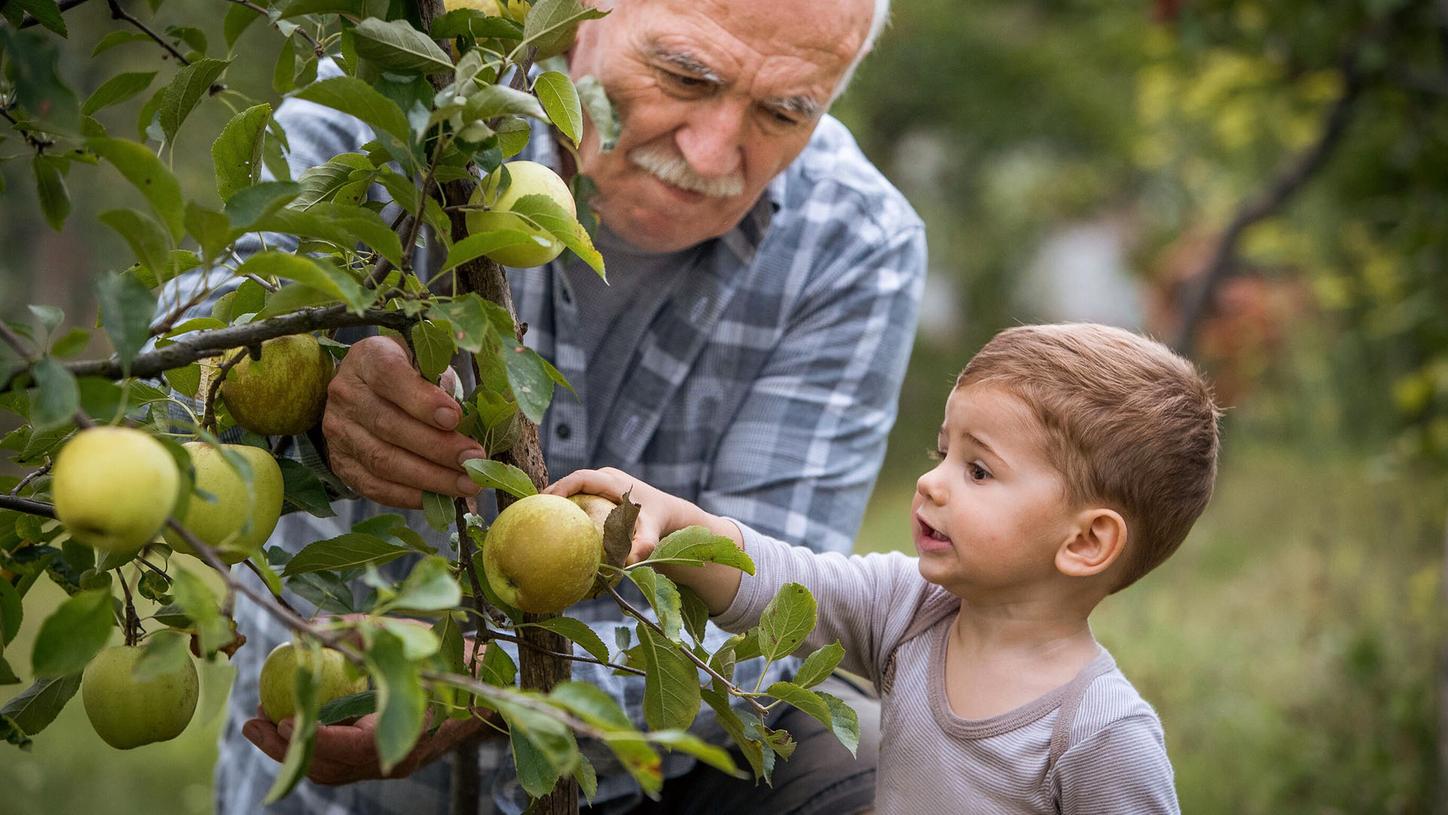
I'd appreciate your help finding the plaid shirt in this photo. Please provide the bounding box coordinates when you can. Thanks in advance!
[199,69,925,815]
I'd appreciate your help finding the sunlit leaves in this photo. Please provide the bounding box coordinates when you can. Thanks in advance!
[633,624,700,731]
[464,459,538,499]
[365,629,427,774]
[756,583,815,662]
[533,71,582,146]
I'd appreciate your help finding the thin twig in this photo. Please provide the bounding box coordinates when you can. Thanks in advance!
[0,107,55,153]
[201,348,248,434]
[106,0,191,65]
[220,0,323,54]
[607,584,770,720]
[9,463,52,496]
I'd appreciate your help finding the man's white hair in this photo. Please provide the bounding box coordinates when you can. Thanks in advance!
[834,0,892,101]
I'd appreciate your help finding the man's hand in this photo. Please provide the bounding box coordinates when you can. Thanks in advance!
[242,706,490,785]
[324,335,486,508]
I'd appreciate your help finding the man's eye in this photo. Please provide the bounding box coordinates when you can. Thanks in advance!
[768,110,800,127]
[663,71,707,89]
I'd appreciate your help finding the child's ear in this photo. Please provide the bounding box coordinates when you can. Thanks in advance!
[1055,508,1128,578]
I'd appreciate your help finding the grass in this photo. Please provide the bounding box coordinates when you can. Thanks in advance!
[2,442,1443,813]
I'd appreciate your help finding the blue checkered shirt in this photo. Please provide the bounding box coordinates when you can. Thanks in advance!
[186,67,925,815]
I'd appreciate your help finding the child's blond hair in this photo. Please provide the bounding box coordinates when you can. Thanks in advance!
[957,323,1221,590]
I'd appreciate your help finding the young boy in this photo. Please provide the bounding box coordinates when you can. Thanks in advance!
[547,323,1220,814]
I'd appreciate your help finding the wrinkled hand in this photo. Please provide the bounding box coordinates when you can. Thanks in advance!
[546,467,721,564]
[323,335,486,509]
[242,705,491,785]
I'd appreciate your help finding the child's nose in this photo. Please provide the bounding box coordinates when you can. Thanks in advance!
[916,468,947,504]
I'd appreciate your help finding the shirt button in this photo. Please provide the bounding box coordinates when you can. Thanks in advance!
[560,286,574,306]
[555,423,572,440]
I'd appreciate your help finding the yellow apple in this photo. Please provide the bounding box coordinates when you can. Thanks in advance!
[162,442,284,565]
[82,643,199,749]
[484,493,602,613]
[220,334,333,437]
[258,643,367,723]
[52,426,180,554]
[466,160,576,268]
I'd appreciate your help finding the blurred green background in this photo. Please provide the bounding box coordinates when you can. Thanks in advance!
[3,0,1447,812]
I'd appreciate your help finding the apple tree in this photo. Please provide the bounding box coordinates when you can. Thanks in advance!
[0,1,860,813]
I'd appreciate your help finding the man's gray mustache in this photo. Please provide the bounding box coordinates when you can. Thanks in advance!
[627,145,745,198]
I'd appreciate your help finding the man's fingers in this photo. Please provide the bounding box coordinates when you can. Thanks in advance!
[356,393,485,473]
[350,337,463,432]
[328,418,478,497]
[243,717,291,763]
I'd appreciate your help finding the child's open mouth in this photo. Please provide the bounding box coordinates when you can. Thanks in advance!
[914,516,953,553]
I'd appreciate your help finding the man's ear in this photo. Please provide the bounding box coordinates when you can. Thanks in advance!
[1055,508,1127,578]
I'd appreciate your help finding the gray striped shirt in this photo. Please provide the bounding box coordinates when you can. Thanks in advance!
[718,526,1182,815]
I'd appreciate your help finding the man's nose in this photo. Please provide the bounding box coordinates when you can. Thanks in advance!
[674,99,746,180]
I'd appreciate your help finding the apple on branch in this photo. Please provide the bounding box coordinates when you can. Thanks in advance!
[220,334,334,437]
[163,442,285,565]
[466,160,577,269]
[82,643,199,749]
[51,426,180,554]
[258,643,368,723]
[483,494,603,614]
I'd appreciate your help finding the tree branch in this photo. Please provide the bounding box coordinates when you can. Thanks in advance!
[1,304,416,392]
[0,495,57,518]
[1173,48,1367,354]
[106,0,191,65]
[220,0,323,54]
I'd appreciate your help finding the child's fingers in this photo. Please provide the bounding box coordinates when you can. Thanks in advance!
[544,468,635,501]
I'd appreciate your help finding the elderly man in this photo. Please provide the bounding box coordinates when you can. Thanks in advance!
[207,0,924,812]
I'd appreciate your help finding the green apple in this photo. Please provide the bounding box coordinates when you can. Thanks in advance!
[82,643,199,749]
[52,426,180,554]
[484,493,602,613]
[163,442,284,565]
[466,160,576,268]
[258,643,367,723]
[570,493,626,597]
[220,334,333,437]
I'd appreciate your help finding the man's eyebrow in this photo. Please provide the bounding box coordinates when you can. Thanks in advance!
[766,94,822,120]
[647,46,722,83]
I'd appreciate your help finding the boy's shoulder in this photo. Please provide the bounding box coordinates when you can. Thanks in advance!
[1061,651,1166,749]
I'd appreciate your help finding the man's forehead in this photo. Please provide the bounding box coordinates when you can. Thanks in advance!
[622,0,869,82]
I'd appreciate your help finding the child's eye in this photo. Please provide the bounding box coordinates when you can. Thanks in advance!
[967,462,992,482]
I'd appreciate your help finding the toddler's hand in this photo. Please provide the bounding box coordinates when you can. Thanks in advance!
[545,467,704,565]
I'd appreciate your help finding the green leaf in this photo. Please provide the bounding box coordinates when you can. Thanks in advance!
[159,58,230,144]
[16,0,67,36]
[96,270,159,374]
[548,680,631,730]
[421,490,454,533]
[509,193,604,276]
[0,673,81,742]
[283,533,411,576]
[497,699,578,797]
[574,753,599,802]
[223,180,301,229]
[31,156,70,232]
[92,30,154,56]
[649,526,755,574]
[252,202,404,266]
[627,566,683,643]
[600,734,664,795]
[756,583,816,662]
[765,680,831,727]
[678,585,709,646]
[792,641,844,689]
[291,152,373,210]
[816,690,859,756]
[500,341,555,424]
[172,569,233,655]
[525,617,610,666]
[88,137,186,242]
[479,641,516,687]
[520,0,607,60]
[278,0,369,18]
[233,252,370,314]
[575,74,619,152]
[264,643,322,803]
[388,556,462,613]
[1,28,79,131]
[319,690,377,724]
[82,72,157,116]
[649,729,741,776]
[633,623,700,731]
[439,229,544,274]
[467,84,546,120]
[31,588,113,677]
[185,202,232,263]
[533,70,582,146]
[30,358,79,432]
[429,294,513,353]
[292,76,412,146]
[366,629,426,775]
[0,577,22,646]
[431,9,524,40]
[276,459,334,517]
[463,459,537,499]
[377,619,441,660]
[352,18,454,75]
[99,209,173,279]
[223,3,258,49]
[212,104,272,201]
[410,320,455,383]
